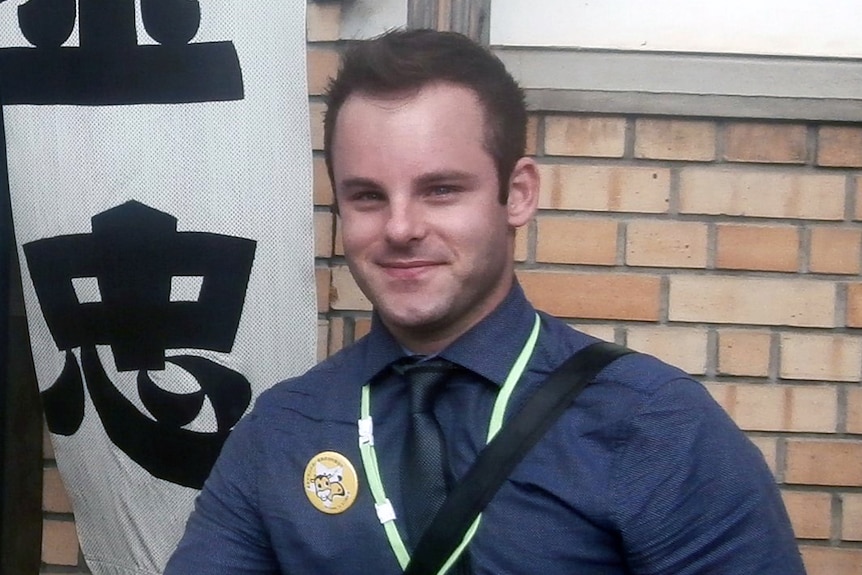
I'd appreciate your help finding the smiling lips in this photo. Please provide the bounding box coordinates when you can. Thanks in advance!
[378,260,443,280]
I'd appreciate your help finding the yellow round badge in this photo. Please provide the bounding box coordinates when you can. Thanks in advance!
[304,451,359,514]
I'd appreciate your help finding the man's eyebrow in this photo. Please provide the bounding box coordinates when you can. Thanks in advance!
[338,171,478,191]
[415,170,478,186]
[338,177,382,191]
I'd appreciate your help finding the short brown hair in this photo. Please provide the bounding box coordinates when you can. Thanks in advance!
[323,28,527,203]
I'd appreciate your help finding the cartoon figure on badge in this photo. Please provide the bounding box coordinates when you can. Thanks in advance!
[304,451,358,514]
[310,464,345,504]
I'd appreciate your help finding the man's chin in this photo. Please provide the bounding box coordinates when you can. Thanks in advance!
[377,306,447,335]
[380,311,439,331]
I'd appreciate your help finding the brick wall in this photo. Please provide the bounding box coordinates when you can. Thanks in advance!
[520,119,862,571]
[37,3,862,573]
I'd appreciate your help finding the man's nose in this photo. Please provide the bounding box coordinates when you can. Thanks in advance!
[384,199,425,245]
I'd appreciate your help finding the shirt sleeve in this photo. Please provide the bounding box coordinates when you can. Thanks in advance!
[164,413,278,575]
[611,377,807,575]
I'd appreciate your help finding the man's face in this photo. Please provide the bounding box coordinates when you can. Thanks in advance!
[331,82,536,353]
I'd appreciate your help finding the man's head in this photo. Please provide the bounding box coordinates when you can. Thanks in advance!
[325,29,539,354]
[323,28,527,203]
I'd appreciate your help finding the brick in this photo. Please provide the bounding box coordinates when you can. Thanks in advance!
[800,545,862,575]
[310,101,325,150]
[314,211,333,258]
[781,386,840,432]
[679,168,846,220]
[328,317,346,355]
[317,319,329,361]
[717,384,837,433]
[634,119,716,161]
[43,467,73,513]
[748,436,778,476]
[706,383,742,422]
[514,225,528,263]
[856,179,862,221]
[704,382,731,412]
[846,388,862,434]
[717,329,771,376]
[724,122,808,164]
[526,115,539,156]
[329,266,371,311]
[809,227,862,275]
[782,490,832,539]
[669,276,836,328]
[625,220,708,268]
[849,284,862,328]
[715,224,799,272]
[315,267,331,312]
[334,217,344,256]
[354,317,372,340]
[518,271,661,321]
[42,519,79,566]
[570,323,616,342]
[538,164,670,214]
[544,115,626,158]
[307,46,339,96]
[818,126,862,168]
[313,157,334,206]
[844,493,862,541]
[786,439,862,486]
[625,326,708,374]
[306,1,341,42]
[780,333,862,382]
[535,217,618,265]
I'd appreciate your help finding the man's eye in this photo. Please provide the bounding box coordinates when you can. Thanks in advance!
[428,186,458,197]
[351,191,384,202]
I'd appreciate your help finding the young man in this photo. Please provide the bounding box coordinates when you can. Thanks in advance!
[166,29,806,574]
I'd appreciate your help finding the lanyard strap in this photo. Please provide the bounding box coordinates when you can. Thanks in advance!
[358,313,541,572]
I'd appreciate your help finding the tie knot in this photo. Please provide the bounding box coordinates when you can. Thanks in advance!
[395,358,457,414]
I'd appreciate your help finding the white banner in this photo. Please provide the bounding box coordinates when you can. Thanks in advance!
[1,1,316,573]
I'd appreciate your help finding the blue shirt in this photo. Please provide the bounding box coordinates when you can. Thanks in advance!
[166,284,806,574]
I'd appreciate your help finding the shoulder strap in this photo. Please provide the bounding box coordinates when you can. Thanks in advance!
[405,341,633,575]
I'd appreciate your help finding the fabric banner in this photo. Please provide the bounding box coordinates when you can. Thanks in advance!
[1,2,317,573]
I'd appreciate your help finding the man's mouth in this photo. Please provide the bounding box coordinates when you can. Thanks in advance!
[378,260,442,279]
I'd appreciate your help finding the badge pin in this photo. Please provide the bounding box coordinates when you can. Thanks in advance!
[304,451,359,514]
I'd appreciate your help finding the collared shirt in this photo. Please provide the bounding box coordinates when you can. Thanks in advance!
[166,283,806,574]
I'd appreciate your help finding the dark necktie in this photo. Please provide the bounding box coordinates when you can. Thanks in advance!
[396,358,457,548]
[396,358,472,574]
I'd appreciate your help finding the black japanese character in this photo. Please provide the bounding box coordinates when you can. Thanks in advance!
[24,201,257,488]
[0,0,244,105]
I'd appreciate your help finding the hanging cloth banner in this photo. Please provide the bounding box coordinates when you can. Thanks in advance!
[1,1,317,573]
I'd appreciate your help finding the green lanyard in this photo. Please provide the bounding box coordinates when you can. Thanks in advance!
[358,313,541,574]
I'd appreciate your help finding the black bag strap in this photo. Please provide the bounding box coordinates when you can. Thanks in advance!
[404,341,633,575]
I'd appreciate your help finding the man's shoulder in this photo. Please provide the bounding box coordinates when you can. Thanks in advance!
[537,315,728,451]
[537,311,697,397]
[251,338,371,420]
[601,349,693,395]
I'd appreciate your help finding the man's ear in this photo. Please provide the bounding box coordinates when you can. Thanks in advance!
[506,157,540,228]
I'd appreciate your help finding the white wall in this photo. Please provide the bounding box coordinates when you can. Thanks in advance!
[490,0,862,58]
[340,0,408,39]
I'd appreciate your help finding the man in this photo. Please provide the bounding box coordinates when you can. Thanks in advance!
[166,29,806,574]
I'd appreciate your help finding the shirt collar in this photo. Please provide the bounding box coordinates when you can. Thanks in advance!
[358,280,537,389]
